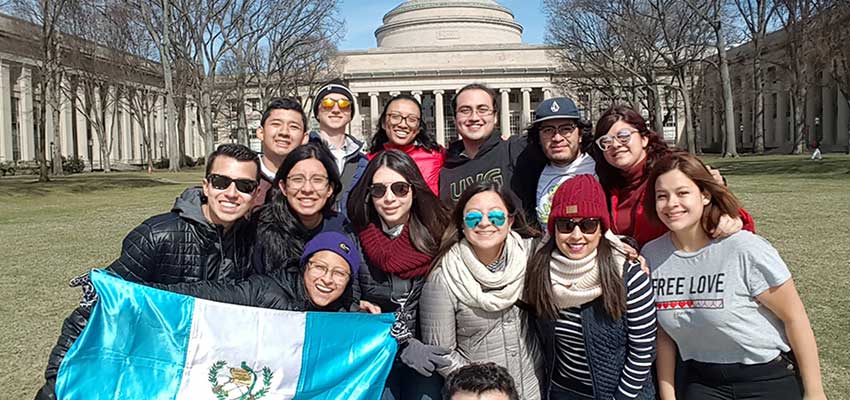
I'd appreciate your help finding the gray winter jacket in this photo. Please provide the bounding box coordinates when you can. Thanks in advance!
[420,266,544,400]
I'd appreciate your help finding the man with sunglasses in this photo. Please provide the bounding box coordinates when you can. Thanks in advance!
[309,79,368,216]
[439,83,545,220]
[35,144,260,400]
[527,97,597,228]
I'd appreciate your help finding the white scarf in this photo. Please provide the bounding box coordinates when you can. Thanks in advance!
[550,230,629,309]
[439,231,531,312]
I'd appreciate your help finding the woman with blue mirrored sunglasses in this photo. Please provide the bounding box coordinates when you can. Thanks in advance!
[420,180,545,400]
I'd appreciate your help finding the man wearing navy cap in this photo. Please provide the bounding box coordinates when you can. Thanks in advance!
[527,97,597,227]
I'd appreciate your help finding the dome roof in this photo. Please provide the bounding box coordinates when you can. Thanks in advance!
[375,0,523,48]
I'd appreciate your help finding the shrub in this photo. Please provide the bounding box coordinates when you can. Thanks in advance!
[62,157,86,174]
[0,161,15,176]
[195,156,205,167]
[153,157,169,169]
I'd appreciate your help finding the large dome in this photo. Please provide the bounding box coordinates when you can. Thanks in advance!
[375,0,523,48]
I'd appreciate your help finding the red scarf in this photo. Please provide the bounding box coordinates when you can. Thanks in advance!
[357,223,434,279]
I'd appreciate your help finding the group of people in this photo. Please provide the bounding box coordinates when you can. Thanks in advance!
[35,80,825,400]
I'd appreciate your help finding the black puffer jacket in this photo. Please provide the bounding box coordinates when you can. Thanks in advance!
[359,266,425,339]
[34,187,255,400]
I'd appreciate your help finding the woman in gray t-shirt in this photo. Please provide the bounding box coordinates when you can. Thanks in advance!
[640,152,825,400]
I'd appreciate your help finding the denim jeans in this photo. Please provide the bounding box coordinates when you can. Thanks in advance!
[683,354,803,400]
[381,361,444,400]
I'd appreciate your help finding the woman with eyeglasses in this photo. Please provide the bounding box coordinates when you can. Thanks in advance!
[347,149,452,400]
[591,106,755,248]
[524,175,656,400]
[642,152,824,400]
[420,180,544,400]
[368,94,445,195]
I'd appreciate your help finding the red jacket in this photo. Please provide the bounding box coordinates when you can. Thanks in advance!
[609,170,756,248]
[368,143,445,195]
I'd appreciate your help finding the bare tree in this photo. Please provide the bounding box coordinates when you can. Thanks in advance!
[544,0,672,130]
[776,0,817,154]
[812,0,850,153]
[734,0,777,153]
[10,0,71,180]
[684,0,740,157]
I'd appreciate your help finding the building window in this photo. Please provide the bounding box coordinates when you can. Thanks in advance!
[772,93,778,119]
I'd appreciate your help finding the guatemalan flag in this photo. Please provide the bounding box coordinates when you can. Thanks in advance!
[55,270,398,400]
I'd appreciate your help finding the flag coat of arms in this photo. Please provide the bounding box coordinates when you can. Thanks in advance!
[55,270,398,399]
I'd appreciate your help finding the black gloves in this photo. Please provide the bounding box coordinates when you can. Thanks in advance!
[399,338,451,377]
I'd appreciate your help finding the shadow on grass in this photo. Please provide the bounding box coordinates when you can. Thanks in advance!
[0,175,184,197]
[704,156,850,179]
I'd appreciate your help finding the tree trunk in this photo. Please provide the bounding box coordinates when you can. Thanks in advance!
[37,81,50,182]
[200,89,216,156]
[677,69,695,154]
[162,0,180,172]
[753,54,765,153]
[50,76,63,175]
[717,27,738,157]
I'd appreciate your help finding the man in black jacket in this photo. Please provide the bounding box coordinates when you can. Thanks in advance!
[34,144,260,400]
[438,83,545,220]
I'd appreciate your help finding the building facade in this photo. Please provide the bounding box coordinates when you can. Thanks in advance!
[700,29,849,153]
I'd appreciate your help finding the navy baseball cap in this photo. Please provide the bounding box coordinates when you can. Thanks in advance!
[301,232,360,276]
[532,97,581,124]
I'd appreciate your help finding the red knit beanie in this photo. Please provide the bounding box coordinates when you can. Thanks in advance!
[546,174,610,235]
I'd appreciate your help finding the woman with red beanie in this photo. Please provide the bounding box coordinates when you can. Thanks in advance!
[524,174,657,400]
[347,149,452,400]
[591,106,755,248]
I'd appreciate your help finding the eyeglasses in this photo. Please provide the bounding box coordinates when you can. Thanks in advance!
[368,182,411,199]
[539,123,578,139]
[456,105,495,118]
[286,174,329,191]
[387,112,420,126]
[595,129,637,151]
[307,261,350,284]
[555,218,601,234]
[320,98,351,110]
[464,210,507,229]
[207,174,259,194]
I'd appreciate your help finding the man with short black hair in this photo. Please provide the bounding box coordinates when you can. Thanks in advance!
[34,144,260,400]
[526,97,596,227]
[309,79,368,215]
[254,97,309,206]
[438,83,545,219]
[443,363,520,400]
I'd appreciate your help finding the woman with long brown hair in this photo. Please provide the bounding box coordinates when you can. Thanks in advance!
[643,152,824,400]
[524,175,656,400]
[348,149,451,400]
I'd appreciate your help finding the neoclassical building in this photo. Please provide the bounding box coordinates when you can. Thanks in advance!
[700,29,849,153]
[0,0,567,167]
[337,0,560,145]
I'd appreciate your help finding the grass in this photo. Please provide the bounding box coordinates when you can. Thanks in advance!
[1,155,849,398]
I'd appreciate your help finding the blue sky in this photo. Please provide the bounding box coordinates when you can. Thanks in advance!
[337,0,548,50]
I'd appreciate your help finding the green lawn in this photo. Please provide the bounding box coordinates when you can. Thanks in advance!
[1,155,849,398]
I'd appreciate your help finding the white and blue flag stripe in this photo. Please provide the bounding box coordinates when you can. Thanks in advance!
[55,269,397,400]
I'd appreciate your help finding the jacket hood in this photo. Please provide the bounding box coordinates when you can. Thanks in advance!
[172,187,209,226]
[444,131,503,168]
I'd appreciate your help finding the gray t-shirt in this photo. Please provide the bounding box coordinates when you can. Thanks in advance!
[642,231,791,364]
[535,152,596,227]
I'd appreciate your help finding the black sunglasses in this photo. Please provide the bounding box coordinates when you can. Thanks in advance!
[555,218,601,234]
[368,182,411,199]
[207,174,259,194]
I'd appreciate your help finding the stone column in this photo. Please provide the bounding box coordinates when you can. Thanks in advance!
[775,90,787,146]
[412,90,422,102]
[434,90,445,146]
[499,88,511,138]
[0,61,12,161]
[821,73,835,145]
[60,79,73,157]
[350,92,362,139]
[543,88,552,100]
[369,92,380,136]
[520,88,532,128]
[75,85,88,163]
[18,66,34,161]
[837,90,849,147]
[805,81,818,147]
[183,103,194,160]
[389,91,400,97]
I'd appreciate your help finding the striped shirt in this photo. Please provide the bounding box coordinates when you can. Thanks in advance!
[552,261,656,399]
